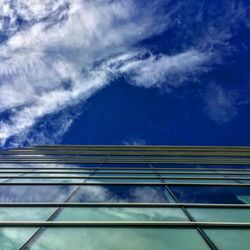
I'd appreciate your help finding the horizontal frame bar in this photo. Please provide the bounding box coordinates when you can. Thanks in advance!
[0,182,250,186]
[1,167,250,171]
[2,176,250,180]
[0,221,250,227]
[0,202,249,208]
[31,145,250,150]
[4,151,250,157]
[1,171,250,175]
[1,160,250,164]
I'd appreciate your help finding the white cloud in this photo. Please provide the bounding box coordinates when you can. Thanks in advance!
[118,50,210,90]
[123,137,146,146]
[0,0,247,146]
[203,83,237,123]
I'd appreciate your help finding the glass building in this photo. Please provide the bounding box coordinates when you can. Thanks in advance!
[0,145,250,249]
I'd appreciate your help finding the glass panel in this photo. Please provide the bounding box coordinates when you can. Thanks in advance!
[188,208,250,222]
[23,173,90,177]
[100,164,150,168]
[152,164,250,170]
[0,178,9,182]
[0,228,38,249]
[164,179,238,184]
[8,178,83,183]
[169,186,250,204]
[70,185,175,203]
[223,174,250,177]
[0,207,55,221]
[32,170,94,173]
[0,174,21,176]
[0,185,76,202]
[57,207,188,221]
[96,169,154,173]
[161,174,226,178]
[31,228,209,250]
[238,180,250,184]
[93,173,157,177]
[0,163,98,169]
[204,229,250,250]
[86,178,162,183]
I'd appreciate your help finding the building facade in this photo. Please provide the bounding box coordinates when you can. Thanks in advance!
[0,145,250,249]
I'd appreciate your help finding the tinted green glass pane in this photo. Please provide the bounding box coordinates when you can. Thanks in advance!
[217,171,250,174]
[8,178,83,183]
[161,174,226,178]
[0,207,56,221]
[0,174,20,176]
[204,229,250,250]
[93,173,157,177]
[0,228,38,249]
[188,208,250,222]
[23,173,90,177]
[31,228,209,250]
[164,179,238,184]
[96,170,154,173]
[0,178,9,182]
[86,178,162,183]
[57,207,188,221]
[238,180,250,184]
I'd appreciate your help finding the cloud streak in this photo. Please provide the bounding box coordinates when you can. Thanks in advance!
[0,0,247,146]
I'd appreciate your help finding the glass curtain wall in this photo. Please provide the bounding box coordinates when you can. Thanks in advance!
[0,145,250,249]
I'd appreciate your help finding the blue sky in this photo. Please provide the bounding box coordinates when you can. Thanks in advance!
[0,0,249,147]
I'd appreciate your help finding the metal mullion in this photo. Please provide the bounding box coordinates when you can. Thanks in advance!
[2,182,250,186]
[1,160,250,165]
[20,150,114,249]
[32,145,250,151]
[3,170,250,175]
[1,167,250,171]
[2,221,250,227]
[5,150,250,157]
[148,162,218,250]
[2,156,250,163]
[2,156,250,161]
[1,202,250,208]
[2,155,250,160]
[4,175,250,181]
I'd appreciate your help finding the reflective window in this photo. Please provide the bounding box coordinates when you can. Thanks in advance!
[70,185,175,203]
[30,228,210,250]
[93,173,157,177]
[164,179,238,184]
[100,164,150,168]
[204,229,250,250]
[169,186,250,204]
[0,185,76,202]
[86,178,162,183]
[0,228,38,249]
[0,207,55,221]
[188,208,250,222]
[96,169,154,173]
[8,178,82,183]
[57,207,188,221]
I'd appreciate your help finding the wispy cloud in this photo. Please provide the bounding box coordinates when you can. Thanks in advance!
[118,50,211,90]
[0,0,247,146]
[123,137,146,146]
[203,83,238,124]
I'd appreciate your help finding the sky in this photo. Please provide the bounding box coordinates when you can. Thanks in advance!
[0,0,249,148]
